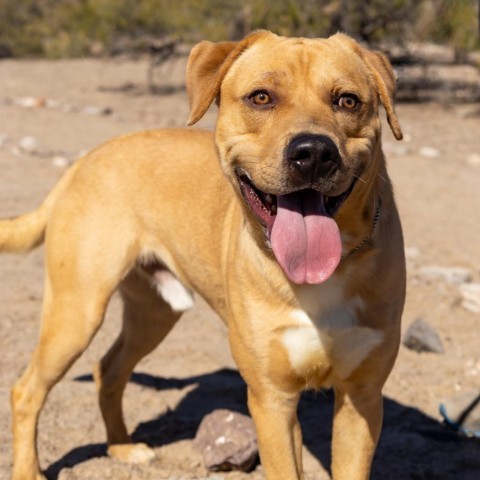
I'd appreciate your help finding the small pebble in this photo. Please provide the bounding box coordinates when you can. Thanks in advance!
[419,146,441,158]
[459,283,480,314]
[403,318,444,354]
[405,246,420,261]
[418,266,472,285]
[465,153,480,167]
[0,133,11,147]
[52,155,70,168]
[14,96,45,108]
[18,136,40,154]
[81,105,113,116]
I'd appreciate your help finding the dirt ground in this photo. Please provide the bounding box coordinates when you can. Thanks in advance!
[0,52,479,480]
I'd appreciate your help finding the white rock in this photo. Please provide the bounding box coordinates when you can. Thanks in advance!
[81,105,112,116]
[384,142,412,156]
[419,146,441,158]
[405,246,420,261]
[418,266,472,285]
[52,155,70,168]
[459,283,480,314]
[465,153,480,167]
[18,136,39,154]
[14,96,45,108]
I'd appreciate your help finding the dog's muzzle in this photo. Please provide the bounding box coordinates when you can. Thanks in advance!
[236,173,356,285]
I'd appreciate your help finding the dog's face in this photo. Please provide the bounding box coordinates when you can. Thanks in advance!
[187,31,402,285]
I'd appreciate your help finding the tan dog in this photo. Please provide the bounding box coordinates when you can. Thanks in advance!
[1,31,405,480]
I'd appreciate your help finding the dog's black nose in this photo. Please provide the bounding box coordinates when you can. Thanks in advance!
[286,134,340,182]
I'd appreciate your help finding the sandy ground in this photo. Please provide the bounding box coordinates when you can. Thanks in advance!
[0,54,479,480]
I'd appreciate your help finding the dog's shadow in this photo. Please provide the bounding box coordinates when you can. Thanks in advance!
[45,368,480,480]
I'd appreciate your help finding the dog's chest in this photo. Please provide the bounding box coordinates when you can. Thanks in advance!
[283,277,383,386]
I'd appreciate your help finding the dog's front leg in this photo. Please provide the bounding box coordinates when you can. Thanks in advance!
[247,386,303,479]
[331,383,383,480]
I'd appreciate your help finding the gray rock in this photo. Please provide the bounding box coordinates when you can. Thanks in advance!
[194,409,258,472]
[0,133,11,147]
[459,283,480,314]
[403,318,444,354]
[418,265,472,285]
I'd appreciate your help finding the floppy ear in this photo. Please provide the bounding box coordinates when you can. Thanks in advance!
[186,30,271,126]
[361,49,403,141]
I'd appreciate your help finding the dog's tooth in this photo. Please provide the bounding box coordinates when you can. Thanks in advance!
[265,194,273,204]
[271,205,277,214]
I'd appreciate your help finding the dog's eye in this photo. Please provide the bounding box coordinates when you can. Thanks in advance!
[338,94,359,109]
[249,91,272,106]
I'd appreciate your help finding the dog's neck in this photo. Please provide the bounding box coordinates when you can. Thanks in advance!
[342,195,382,259]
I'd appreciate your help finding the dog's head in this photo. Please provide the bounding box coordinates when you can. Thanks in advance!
[186,31,402,285]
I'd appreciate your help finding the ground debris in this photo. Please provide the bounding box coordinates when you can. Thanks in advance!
[417,265,473,285]
[459,283,480,314]
[193,409,258,473]
[402,318,444,354]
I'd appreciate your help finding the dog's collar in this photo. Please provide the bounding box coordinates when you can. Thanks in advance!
[341,196,382,259]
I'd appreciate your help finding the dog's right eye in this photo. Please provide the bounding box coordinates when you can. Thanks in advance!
[248,91,272,106]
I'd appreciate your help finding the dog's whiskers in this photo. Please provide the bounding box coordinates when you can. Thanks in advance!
[352,174,367,185]
[376,172,387,184]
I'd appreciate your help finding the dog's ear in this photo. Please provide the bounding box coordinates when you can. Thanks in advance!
[186,31,271,126]
[361,49,403,141]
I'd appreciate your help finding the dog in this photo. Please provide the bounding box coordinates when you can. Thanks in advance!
[1,30,405,480]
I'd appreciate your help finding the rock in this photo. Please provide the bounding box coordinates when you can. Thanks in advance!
[419,146,440,158]
[383,142,412,156]
[459,283,480,314]
[194,409,258,472]
[418,265,472,285]
[465,153,480,167]
[52,155,70,168]
[405,246,420,261]
[402,318,444,354]
[81,105,113,116]
[0,133,11,147]
[14,96,45,108]
[45,98,63,110]
[61,103,76,113]
[18,136,40,154]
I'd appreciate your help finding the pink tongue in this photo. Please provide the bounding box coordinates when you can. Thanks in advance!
[271,190,342,284]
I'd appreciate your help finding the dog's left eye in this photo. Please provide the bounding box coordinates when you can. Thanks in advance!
[249,91,272,106]
[338,94,359,109]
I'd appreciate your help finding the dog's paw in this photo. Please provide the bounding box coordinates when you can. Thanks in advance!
[108,442,156,464]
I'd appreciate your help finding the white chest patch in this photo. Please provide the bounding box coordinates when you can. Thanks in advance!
[282,276,383,383]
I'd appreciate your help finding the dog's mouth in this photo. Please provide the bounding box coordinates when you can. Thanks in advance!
[237,172,355,285]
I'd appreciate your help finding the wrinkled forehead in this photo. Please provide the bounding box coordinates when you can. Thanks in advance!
[224,36,372,95]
